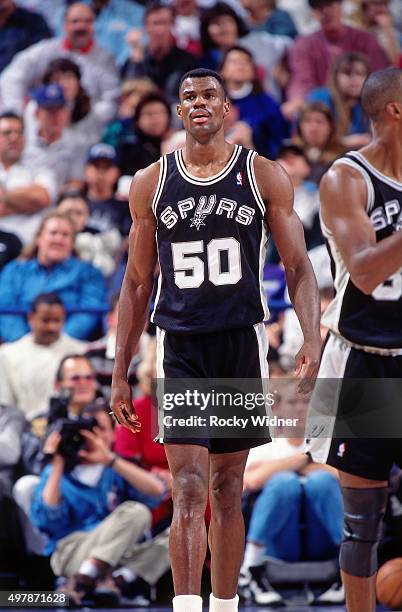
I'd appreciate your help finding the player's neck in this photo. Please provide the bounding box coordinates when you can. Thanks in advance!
[183,134,233,177]
[362,134,402,182]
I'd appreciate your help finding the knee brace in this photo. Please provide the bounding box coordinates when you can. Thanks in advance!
[339,486,387,578]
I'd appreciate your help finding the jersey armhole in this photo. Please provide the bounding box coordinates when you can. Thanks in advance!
[246,150,266,217]
[151,155,168,217]
[332,157,375,214]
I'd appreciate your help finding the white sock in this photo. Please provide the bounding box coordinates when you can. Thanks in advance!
[240,541,265,574]
[78,560,99,579]
[209,593,239,611]
[172,594,203,611]
[112,567,137,583]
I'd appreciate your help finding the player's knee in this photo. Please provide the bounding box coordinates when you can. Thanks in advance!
[304,470,339,497]
[210,469,243,514]
[173,470,208,513]
[267,471,301,496]
[339,486,387,577]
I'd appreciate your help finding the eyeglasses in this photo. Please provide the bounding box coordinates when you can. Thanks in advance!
[0,129,23,137]
[65,374,96,383]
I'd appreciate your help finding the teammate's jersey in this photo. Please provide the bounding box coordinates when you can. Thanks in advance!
[322,150,402,351]
[151,145,269,334]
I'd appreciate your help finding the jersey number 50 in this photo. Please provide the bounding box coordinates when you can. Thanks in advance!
[172,238,242,288]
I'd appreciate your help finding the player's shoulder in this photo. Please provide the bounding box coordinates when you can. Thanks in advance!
[252,153,293,199]
[133,160,161,185]
[320,158,367,194]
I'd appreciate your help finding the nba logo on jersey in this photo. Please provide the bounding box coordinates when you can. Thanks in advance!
[337,443,346,458]
[236,171,243,186]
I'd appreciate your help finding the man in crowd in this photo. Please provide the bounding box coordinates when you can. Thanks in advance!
[23,83,87,188]
[283,0,389,119]
[121,1,199,102]
[0,0,51,73]
[0,293,85,421]
[0,2,120,125]
[0,111,56,244]
[31,366,170,606]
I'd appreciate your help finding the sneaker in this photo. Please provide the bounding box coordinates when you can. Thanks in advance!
[316,580,345,604]
[58,573,96,607]
[239,566,284,606]
[113,574,151,606]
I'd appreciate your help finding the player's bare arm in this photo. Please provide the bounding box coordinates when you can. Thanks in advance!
[255,155,321,379]
[111,162,159,432]
[321,163,402,294]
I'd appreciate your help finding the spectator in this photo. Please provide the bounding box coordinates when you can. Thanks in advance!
[173,0,203,57]
[277,0,318,34]
[14,0,66,33]
[240,0,298,38]
[0,0,51,73]
[57,191,89,234]
[0,111,56,244]
[283,0,389,120]
[0,293,85,420]
[292,102,345,184]
[0,229,21,269]
[86,293,150,401]
[23,83,87,188]
[102,77,158,147]
[358,0,402,65]
[30,404,169,606]
[308,51,371,148]
[200,1,292,99]
[121,1,198,102]
[0,403,26,495]
[220,46,289,158]
[0,210,107,342]
[117,92,172,176]
[0,2,120,126]
[276,144,322,250]
[238,382,344,605]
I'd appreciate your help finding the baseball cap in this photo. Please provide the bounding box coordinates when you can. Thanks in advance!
[86,143,118,165]
[35,83,66,108]
[308,0,341,8]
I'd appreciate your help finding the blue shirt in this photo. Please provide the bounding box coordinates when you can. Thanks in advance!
[308,87,370,135]
[0,256,106,341]
[0,7,51,73]
[30,464,163,554]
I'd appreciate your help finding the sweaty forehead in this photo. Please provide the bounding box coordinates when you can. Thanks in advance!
[180,77,223,97]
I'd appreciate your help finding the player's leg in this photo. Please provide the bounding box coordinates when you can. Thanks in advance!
[338,470,388,612]
[208,449,249,608]
[164,443,209,605]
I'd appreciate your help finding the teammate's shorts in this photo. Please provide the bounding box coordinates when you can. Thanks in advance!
[309,332,402,481]
[156,323,271,454]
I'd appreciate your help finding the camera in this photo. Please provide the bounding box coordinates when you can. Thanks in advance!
[57,416,97,472]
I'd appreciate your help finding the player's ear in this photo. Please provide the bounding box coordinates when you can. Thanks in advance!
[386,101,401,120]
[223,98,230,117]
[176,103,182,119]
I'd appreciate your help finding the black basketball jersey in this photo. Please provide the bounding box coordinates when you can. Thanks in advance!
[150,145,269,334]
[322,150,402,350]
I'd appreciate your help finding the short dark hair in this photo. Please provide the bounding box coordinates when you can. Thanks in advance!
[31,293,64,313]
[361,67,402,122]
[134,91,172,123]
[0,111,23,126]
[55,354,93,383]
[200,2,249,53]
[276,144,307,161]
[179,68,227,97]
[308,0,341,8]
[144,0,174,21]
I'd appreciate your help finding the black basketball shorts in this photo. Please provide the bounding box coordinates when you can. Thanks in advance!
[308,333,402,481]
[155,324,271,454]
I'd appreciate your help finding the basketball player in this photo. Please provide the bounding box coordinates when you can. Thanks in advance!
[111,68,321,612]
[310,67,402,612]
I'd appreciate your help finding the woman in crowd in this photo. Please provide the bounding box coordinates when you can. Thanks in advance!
[0,211,106,342]
[308,52,371,149]
[200,2,292,99]
[117,92,172,176]
[292,102,345,184]
[220,46,289,158]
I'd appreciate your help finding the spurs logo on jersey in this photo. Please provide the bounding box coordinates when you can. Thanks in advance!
[322,151,402,350]
[150,145,269,335]
[160,194,256,230]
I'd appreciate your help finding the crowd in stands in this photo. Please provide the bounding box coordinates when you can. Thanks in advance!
[0,0,401,607]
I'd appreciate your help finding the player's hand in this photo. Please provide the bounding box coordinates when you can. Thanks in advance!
[110,378,141,434]
[294,337,321,392]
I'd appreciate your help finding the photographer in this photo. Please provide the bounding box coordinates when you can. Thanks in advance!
[28,357,171,605]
